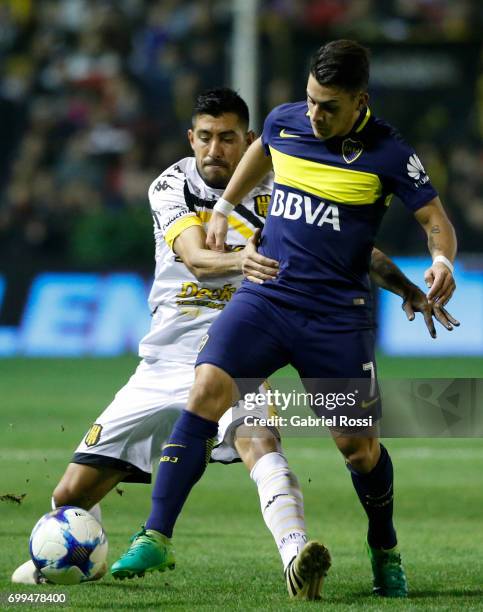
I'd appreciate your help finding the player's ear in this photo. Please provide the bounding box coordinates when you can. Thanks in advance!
[358,92,369,109]
[187,129,195,151]
[246,130,256,146]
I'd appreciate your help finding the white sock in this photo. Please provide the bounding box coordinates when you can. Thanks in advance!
[87,503,102,524]
[51,497,102,524]
[250,452,307,570]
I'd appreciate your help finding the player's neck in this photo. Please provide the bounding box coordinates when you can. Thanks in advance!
[341,108,364,138]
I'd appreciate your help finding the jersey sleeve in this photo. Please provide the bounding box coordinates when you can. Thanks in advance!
[148,170,202,250]
[383,139,438,212]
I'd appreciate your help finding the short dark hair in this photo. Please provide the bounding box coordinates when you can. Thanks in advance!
[192,87,249,127]
[310,40,370,93]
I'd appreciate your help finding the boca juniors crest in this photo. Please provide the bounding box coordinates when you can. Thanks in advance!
[342,138,364,164]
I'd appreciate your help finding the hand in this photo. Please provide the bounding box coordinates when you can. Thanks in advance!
[424,262,455,305]
[206,210,229,252]
[402,284,460,338]
[240,229,279,284]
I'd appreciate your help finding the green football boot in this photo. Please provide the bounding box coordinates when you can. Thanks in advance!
[367,543,408,598]
[111,527,175,580]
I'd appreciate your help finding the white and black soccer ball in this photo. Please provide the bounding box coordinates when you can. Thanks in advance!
[29,506,108,585]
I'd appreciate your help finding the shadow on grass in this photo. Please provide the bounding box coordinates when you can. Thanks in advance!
[329,588,483,604]
[408,589,483,599]
[93,582,176,591]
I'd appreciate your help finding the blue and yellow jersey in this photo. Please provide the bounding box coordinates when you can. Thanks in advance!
[244,101,437,327]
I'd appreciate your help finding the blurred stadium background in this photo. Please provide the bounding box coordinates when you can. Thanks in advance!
[1,2,482,607]
[0,0,482,361]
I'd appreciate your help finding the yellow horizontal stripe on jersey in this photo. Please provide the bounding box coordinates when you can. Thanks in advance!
[269,146,382,205]
[198,211,254,240]
[164,214,202,249]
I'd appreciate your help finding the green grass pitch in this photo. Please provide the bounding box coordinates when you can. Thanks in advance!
[1,356,482,611]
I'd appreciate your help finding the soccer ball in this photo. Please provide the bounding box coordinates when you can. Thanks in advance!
[29,506,108,584]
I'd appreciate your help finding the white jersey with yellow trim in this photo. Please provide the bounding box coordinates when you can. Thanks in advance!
[139,156,272,362]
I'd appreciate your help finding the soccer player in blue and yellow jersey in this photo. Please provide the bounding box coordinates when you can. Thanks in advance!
[112,41,457,599]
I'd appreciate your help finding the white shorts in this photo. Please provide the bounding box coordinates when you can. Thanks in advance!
[73,358,276,483]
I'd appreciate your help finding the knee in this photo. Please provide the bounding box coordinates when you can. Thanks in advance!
[52,480,80,508]
[235,427,280,471]
[52,475,94,510]
[337,439,380,474]
[187,365,234,419]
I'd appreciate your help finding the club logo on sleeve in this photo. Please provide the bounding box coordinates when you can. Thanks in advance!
[198,334,209,353]
[342,138,364,164]
[84,424,102,447]
[254,194,271,218]
[407,154,429,187]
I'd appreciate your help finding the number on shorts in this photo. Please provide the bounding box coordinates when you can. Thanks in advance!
[362,361,376,397]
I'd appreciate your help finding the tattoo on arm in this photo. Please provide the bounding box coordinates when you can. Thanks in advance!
[428,234,442,253]
[373,258,393,279]
[370,249,412,296]
[429,225,442,253]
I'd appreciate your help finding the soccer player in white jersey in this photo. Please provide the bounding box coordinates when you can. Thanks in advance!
[13,87,457,599]
[11,88,318,593]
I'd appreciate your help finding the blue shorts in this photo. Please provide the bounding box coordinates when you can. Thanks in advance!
[196,288,380,421]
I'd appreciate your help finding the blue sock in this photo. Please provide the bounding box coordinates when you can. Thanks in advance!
[146,410,218,537]
[347,444,397,550]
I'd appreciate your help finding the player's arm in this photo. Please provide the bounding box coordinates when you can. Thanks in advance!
[207,137,272,251]
[414,196,457,305]
[174,225,278,282]
[370,248,459,338]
